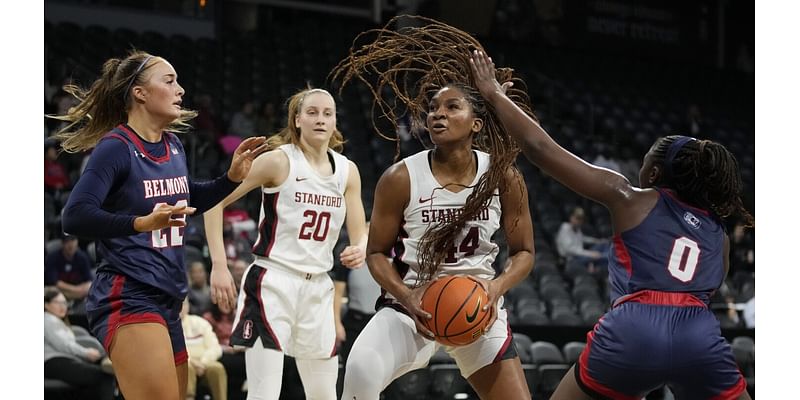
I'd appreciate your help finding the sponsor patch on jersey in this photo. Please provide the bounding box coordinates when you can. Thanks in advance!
[684,211,701,229]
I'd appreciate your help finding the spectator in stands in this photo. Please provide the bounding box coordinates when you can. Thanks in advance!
[188,261,213,315]
[45,286,115,400]
[203,292,247,400]
[182,298,228,400]
[45,234,93,314]
[555,207,609,273]
[729,220,755,285]
[228,100,256,139]
[332,223,381,363]
[229,257,249,289]
[45,140,71,193]
[222,220,253,262]
[743,297,754,328]
[256,101,280,135]
[194,93,223,141]
[223,199,257,241]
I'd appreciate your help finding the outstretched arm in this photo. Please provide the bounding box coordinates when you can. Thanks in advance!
[470,50,634,212]
[204,150,287,312]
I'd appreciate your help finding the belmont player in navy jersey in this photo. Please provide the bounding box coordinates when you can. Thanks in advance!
[204,88,368,400]
[54,51,266,400]
[471,50,754,399]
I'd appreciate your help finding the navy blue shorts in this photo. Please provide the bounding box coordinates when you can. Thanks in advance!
[86,271,187,365]
[576,290,746,400]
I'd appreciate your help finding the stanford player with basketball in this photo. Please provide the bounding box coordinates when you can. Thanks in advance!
[338,82,535,398]
[54,50,266,400]
[204,87,368,400]
[471,49,753,399]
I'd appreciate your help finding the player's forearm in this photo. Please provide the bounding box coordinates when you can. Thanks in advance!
[189,174,240,214]
[203,204,228,266]
[367,253,410,300]
[494,250,534,295]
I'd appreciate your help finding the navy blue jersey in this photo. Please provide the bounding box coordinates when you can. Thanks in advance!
[608,188,725,304]
[94,125,191,298]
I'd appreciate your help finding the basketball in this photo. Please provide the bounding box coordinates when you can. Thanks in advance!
[420,275,492,346]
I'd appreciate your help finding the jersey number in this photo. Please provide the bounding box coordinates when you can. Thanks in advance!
[667,237,701,282]
[152,199,187,248]
[444,227,480,263]
[299,210,331,241]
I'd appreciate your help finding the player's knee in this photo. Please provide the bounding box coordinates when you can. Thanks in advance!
[343,349,385,395]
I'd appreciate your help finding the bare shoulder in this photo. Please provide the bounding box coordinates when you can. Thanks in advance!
[379,160,410,186]
[253,148,290,187]
[375,161,410,202]
[612,187,661,233]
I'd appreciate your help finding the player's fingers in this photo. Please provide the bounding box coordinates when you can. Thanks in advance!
[414,319,435,340]
[167,219,187,228]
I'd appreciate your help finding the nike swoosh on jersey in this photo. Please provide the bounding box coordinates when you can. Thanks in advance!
[296,177,309,182]
[419,196,435,203]
[466,298,482,323]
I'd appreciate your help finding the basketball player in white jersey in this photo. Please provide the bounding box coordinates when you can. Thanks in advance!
[204,88,368,400]
[342,83,534,399]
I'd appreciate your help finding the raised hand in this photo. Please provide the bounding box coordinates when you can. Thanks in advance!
[133,202,196,232]
[227,136,269,182]
[469,50,513,101]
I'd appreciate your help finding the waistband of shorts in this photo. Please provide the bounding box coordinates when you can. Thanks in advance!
[612,290,707,308]
[252,256,327,280]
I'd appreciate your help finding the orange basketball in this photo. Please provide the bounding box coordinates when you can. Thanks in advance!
[420,275,492,346]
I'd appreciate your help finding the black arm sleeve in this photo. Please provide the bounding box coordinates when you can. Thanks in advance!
[61,139,139,239]
[187,174,240,214]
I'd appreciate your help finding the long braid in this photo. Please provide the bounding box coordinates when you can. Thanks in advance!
[329,15,536,282]
[653,135,754,227]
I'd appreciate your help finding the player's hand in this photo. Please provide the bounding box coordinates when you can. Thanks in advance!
[468,276,502,330]
[134,202,196,232]
[397,283,435,341]
[210,263,238,313]
[469,50,513,101]
[227,136,269,182]
[340,245,366,269]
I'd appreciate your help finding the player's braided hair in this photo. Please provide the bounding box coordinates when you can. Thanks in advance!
[264,86,345,153]
[49,50,197,153]
[652,135,754,227]
[329,15,535,282]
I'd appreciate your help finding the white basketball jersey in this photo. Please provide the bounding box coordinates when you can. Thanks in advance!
[394,150,501,288]
[251,144,350,274]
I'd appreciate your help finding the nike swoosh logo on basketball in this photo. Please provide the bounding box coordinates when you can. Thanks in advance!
[296,177,308,182]
[466,298,481,323]
[419,196,435,203]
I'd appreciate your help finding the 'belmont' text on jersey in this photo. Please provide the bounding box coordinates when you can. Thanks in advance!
[421,207,490,223]
[143,176,190,199]
[294,192,343,208]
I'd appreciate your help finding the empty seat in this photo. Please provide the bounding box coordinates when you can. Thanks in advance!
[512,333,534,363]
[428,365,471,399]
[562,341,586,364]
[383,368,430,400]
[530,341,565,365]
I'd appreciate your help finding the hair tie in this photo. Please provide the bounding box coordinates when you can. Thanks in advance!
[664,136,696,178]
[123,55,154,103]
